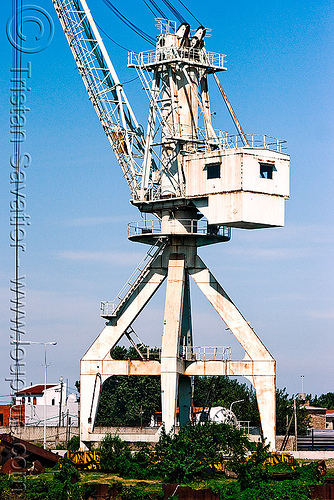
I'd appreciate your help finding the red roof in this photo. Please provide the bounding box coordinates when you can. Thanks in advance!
[16,384,57,395]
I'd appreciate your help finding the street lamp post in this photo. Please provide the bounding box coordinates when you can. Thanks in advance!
[229,399,244,413]
[13,340,57,449]
[301,375,305,395]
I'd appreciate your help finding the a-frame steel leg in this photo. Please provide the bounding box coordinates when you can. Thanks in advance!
[161,253,186,433]
[80,261,167,447]
[80,245,276,450]
[189,255,276,449]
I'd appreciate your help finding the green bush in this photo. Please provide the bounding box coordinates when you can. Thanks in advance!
[153,422,249,482]
[0,475,10,496]
[215,480,311,500]
[99,434,133,474]
[235,440,271,491]
[54,457,80,484]
[295,461,319,482]
[67,435,80,451]
[24,461,81,500]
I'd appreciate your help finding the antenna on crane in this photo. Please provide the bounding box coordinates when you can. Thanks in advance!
[52,0,290,451]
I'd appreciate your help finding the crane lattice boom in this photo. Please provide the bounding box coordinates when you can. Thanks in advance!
[52,0,145,198]
[52,1,289,230]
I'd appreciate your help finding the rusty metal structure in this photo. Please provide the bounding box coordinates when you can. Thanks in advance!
[0,434,59,474]
[51,0,290,451]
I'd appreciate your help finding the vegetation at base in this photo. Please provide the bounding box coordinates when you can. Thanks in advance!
[23,458,82,500]
[212,481,312,500]
[99,423,249,482]
[0,422,325,499]
[234,441,272,491]
[153,423,248,482]
[67,435,80,451]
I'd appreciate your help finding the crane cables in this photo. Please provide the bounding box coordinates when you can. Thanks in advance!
[142,0,168,20]
[101,0,155,45]
[101,0,204,48]
[160,0,186,23]
[144,0,203,26]
[175,0,202,25]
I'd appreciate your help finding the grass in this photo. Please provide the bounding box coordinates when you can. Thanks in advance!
[7,457,327,500]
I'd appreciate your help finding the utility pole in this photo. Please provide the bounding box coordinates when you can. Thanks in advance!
[58,376,64,427]
[294,399,298,451]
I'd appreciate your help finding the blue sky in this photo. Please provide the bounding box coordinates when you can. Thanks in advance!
[0,0,333,403]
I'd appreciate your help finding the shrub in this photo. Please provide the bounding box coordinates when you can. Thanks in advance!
[67,435,80,451]
[235,440,271,491]
[99,434,133,474]
[153,422,249,482]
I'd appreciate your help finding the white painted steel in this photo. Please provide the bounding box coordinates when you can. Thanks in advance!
[51,1,286,452]
[79,239,277,451]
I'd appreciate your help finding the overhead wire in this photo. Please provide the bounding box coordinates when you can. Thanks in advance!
[101,0,155,45]
[175,0,202,25]
[160,0,186,23]
[142,0,168,20]
[96,21,131,52]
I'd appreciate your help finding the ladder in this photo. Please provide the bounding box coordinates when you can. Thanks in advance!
[100,238,166,318]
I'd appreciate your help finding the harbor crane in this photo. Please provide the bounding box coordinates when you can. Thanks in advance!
[52,0,290,450]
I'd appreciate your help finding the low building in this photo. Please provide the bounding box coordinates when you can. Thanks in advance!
[302,404,327,429]
[0,404,25,427]
[326,410,334,430]
[14,383,79,427]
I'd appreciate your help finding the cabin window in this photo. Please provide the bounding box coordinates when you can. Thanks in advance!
[260,162,275,179]
[33,397,37,406]
[51,399,55,406]
[206,163,221,179]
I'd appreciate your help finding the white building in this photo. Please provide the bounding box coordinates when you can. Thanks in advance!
[15,383,79,427]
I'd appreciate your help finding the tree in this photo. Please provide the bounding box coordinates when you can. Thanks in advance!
[95,345,161,426]
[308,392,334,410]
[95,374,161,427]
[276,388,309,435]
[193,377,309,435]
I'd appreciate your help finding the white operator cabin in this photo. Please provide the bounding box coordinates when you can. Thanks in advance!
[185,146,290,229]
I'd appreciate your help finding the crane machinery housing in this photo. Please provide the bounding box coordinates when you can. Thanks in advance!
[52,0,290,451]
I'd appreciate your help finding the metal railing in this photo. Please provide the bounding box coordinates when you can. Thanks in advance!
[181,346,232,362]
[109,346,232,362]
[218,132,287,152]
[237,421,251,434]
[128,47,226,70]
[128,219,231,239]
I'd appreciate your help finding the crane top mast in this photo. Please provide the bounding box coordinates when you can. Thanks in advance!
[52,0,290,230]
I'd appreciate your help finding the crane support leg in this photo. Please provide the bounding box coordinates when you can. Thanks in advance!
[80,264,167,449]
[161,253,186,433]
[189,255,276,450]
[80,239,276,450]
[179,375,192,428]
[247,374,276,450]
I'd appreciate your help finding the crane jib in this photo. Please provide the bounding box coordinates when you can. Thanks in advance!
[52,0,145,197]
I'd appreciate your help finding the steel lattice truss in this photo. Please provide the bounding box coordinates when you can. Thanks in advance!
[52,0,228,203]
[52,0,145,198]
